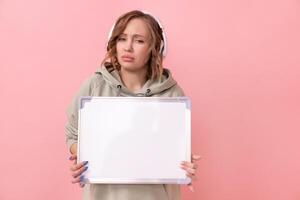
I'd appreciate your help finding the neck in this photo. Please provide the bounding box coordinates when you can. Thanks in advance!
[119,67,148,92]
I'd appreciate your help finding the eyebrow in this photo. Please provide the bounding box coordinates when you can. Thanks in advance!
[120,33,146,38]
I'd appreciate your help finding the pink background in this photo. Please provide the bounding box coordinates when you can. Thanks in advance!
[1,0,300,199]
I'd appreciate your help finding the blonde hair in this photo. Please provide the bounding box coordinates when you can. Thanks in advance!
[101,10,165,81]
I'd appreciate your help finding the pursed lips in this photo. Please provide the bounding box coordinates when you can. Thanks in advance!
[121,55,134,59]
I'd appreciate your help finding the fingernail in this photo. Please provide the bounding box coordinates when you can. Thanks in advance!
[80,176,84,182]
[69,156,72,160]
[83,161,89,165]
[83,166,88,171]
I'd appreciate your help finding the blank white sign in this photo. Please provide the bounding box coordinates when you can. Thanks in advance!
[78,97,191,184]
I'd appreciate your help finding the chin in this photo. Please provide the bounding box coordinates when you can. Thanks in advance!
[119,62,144,71]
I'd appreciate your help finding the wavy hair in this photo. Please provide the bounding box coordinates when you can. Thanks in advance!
[101,10,165,81]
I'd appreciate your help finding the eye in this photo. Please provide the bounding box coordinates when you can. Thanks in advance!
[136,40,145,44]
[117,37,126,41]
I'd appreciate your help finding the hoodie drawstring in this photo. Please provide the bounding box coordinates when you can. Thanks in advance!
[116,84,122,96]
[145,89,151,97]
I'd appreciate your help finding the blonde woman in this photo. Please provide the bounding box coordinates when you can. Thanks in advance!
[66,10,201,200]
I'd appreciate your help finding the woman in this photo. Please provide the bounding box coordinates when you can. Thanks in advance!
[66,10,201,200]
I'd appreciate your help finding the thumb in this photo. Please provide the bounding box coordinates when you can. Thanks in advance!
[69,154,77,161]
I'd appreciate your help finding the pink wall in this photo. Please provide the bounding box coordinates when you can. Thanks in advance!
[1,0,300,199]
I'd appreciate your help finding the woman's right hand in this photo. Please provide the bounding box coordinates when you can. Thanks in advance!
[69,154,89,188]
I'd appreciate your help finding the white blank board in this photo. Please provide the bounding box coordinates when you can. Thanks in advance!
[78,97,191,184]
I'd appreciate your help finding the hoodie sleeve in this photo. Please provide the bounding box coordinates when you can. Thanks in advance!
[65,77,94,153]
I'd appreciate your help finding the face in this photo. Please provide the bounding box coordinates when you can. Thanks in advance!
[116,18,151,72]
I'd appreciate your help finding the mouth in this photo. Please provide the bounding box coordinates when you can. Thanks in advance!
[121,55,135,62]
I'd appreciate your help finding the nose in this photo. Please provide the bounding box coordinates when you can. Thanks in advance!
[124,39,133,52]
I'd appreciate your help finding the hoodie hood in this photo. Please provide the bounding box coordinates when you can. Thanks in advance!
[96,65,177,97]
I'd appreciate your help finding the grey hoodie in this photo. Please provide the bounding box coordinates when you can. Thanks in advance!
[65,65,185,200]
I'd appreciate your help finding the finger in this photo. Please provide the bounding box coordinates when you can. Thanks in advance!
[79,182,85,188]
[180,165,196,175]
[192,154,202,161]
[71,175,84,184]
[72,165,88,178]
[69,155,78,165]
[70,161,88,171]
[181,161,198,169]
[186,172,197,181]
[73,156,78,165]
[69,154,77,161]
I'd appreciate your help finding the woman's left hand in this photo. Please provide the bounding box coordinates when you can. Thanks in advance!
[180,154,202,192]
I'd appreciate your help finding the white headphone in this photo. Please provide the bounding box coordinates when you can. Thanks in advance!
[107,10,167,57]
